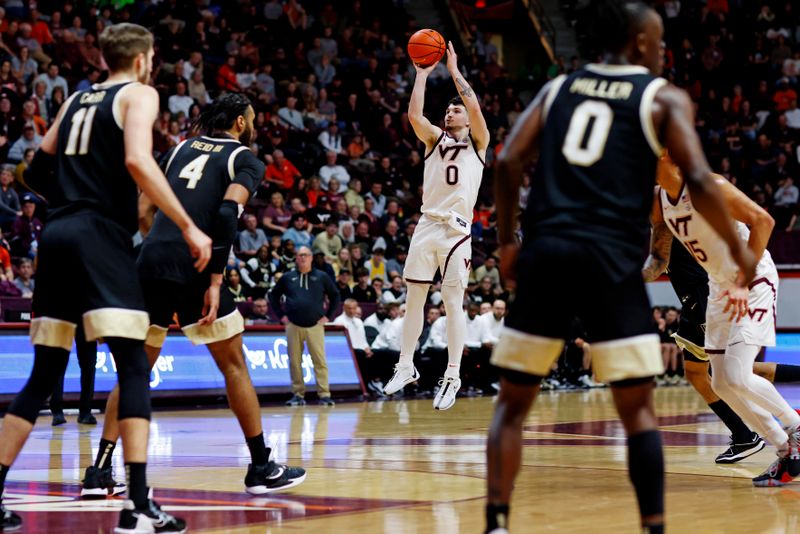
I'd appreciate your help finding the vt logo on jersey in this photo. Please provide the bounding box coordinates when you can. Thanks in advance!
[748,308,769,322]
[463,258,471,270]
[439,142,469,161]
[667,215,692,236]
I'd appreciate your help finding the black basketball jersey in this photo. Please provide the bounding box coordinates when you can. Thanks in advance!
[667,236,709,297]
[138,135,264,282]
[49,81,138,232]
[524,64,666,281]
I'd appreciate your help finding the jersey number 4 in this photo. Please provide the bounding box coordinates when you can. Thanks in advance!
[178,154,210,189]
[562,101,613,167]
[64,106,98,156]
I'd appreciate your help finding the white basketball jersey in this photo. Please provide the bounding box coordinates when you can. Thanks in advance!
[660,185,772,285]
[422,131,484,222]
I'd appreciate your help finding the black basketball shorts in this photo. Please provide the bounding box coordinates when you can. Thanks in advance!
[492,235,663,384]
[31,212,148,350]
[672,282,709,363]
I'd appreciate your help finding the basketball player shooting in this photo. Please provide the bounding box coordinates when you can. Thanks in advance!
[383,41,489,410]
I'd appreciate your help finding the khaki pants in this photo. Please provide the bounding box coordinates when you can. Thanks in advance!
[286,322,330,398]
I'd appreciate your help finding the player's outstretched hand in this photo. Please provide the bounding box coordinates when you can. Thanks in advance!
[198,282,220,326]
[722,285,749,322]
[446,41,458,74]
[731,246,757,286]
[498,242,520,291]
[414,62,437,75]
[183,224,212,271]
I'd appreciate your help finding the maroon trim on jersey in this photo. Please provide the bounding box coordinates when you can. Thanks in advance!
[706,349,726,354]
[468,132,486,166]
[405,277,435,284]
[441,235,471,281]
[749,276,778,333]
[664,182,685,207]
[424,132,446,161]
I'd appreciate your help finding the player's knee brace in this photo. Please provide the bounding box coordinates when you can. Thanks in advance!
[106,337,152,421]
[8,346,70,424]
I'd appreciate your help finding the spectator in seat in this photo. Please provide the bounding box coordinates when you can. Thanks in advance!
[264,149,301,192]
[8,124,42,163]
[241,244,276,299]
[261,191,292,235]
[313,219,344,262]
[336,268,353,300]
[365,246,388,283]
[385,244,406,276]
[0,165,20,229]
[216,55,241,92]
[318,150,351,190]
[278,96,306,131]
[471,276,497,304]
[473,256,501,288]
[0,228,12,282]
[318,122,346,155]
[282,213,312,249]
[334,299,383,395]
[370,304,405,380]
[477,299,506,389]
[12,193,43,258]
[352,267,377,303]
[245,298,271,324]
[168,81,194,117]
[238,213,268,260]
[312,249,336,282]
[774,176,799,230]
[365,181,387,217]
[34,62,68,99]
[17,23,51,66]
[344,178,365,212]
[381,275,406,304]
[225,268,248,303]
[13,257,33,298]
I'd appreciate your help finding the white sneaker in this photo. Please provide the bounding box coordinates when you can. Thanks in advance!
[433,376,461,410]
[578,375,602,388]
[384,363,419,395]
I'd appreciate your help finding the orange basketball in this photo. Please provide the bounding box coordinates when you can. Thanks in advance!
[408,29,446,68]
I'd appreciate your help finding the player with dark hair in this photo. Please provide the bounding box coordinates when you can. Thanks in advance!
[0,23,210,533]
[484,2,756,533]
[651,156,800,486]
[80,93,306,501]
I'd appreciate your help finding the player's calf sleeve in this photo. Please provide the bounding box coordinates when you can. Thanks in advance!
[106,338,152,421]
[627,430,664,519]
[7,346,70,424]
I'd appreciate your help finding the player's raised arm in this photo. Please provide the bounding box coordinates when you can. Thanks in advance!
[655,85,756,283]
[408,62,442,148]
[121,84,211,271]
[446,41,489,150]
[643,188,673,282]
[715,174,775,262]
[494,83,548,283]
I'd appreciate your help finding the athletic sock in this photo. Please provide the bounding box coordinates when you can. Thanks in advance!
[627,430,664,521]
[775,364,800,384]
[708,400,752,443]
[485,503,509,533]
[444,363,460,379]
[0,464,9,500]
[95,438,116,470]
[125,462,148,509]
[246,433,271,466]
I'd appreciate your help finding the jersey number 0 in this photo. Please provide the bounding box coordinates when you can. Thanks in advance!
[561,101,613,167]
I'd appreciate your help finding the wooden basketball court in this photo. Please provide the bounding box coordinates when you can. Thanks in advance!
[5,386,800,533]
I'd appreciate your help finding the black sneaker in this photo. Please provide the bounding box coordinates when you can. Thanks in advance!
[81,466,126,498]
[715,433,766,464]
[286,394,306,406]
[115,499,186,533]
[753,453,798,487]
[0,503,21,532]
[319,397,335,406]
[245,461,307,495]
[77,413,97,425]
[52,413,67,426]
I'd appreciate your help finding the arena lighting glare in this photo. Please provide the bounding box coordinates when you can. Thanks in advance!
[475,0,486,7]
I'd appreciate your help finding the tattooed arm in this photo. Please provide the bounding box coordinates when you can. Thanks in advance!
[445,41,490,150]
[643,189,673,282]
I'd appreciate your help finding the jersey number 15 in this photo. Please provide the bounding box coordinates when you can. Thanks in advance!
[561,101,613,167]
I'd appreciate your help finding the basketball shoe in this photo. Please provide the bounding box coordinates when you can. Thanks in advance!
[81,466,127,498]
[245,461,307,495]
[0,502,21,531]
[715,433,765,464]
[433,375,461,410]
[114,498,186,533]
[384,363,420,395]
